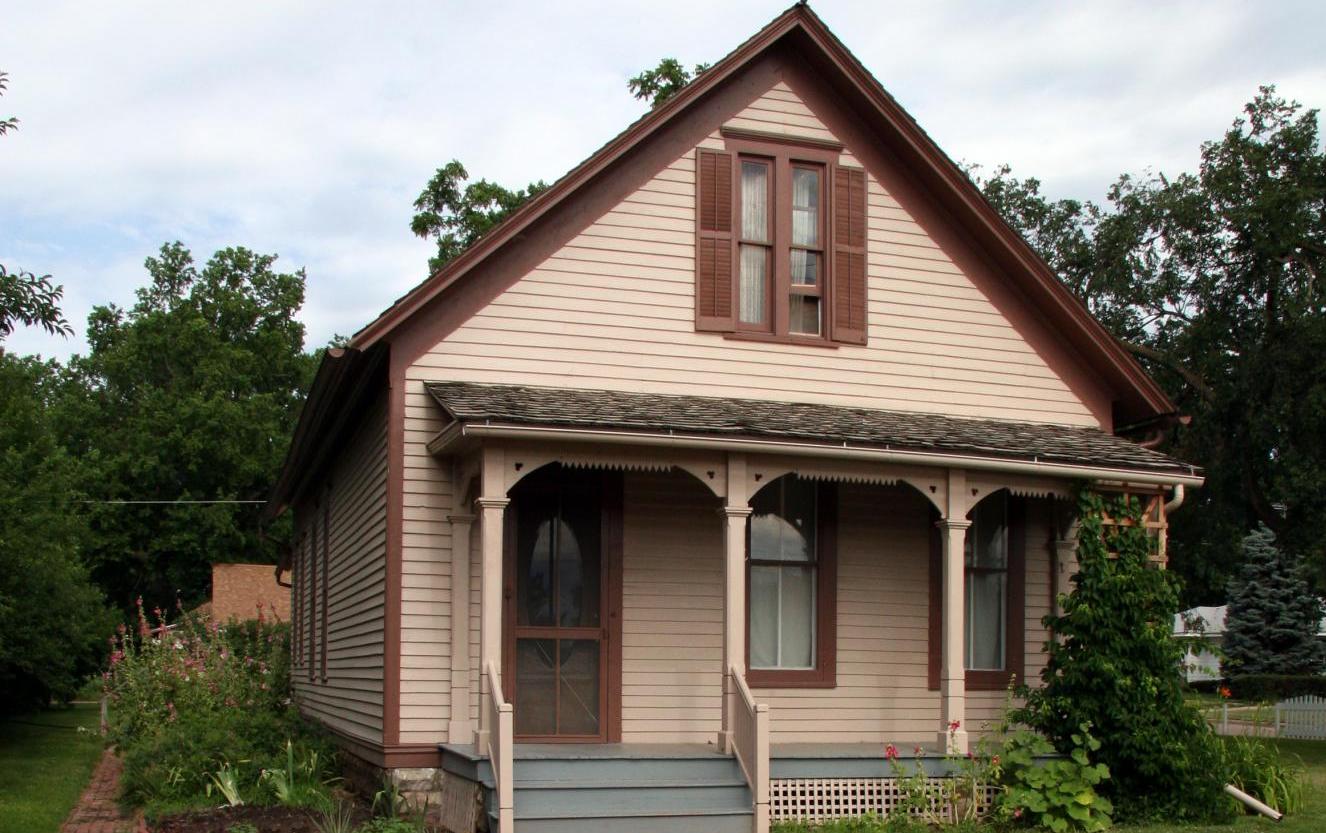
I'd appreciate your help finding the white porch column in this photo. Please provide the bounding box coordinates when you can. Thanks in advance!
[475,446,509,750]
[447,511,475,746]
[720,453,750,753]
[937,516,971,754]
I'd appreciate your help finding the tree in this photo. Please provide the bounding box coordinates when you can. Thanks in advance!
[55,243,314,612]
[0,71,17,136]
[0,265,73,343]
[1222,525,1324,676]
[975,87,1326,601]
[0,71,71,343]
[1019,491,1230,822]
[0,353,114,712]
[627,58,709,108]
[411,160,549,274]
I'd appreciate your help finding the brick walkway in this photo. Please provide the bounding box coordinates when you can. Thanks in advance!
[60,749,143,833]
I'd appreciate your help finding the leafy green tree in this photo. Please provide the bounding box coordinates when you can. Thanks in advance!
[0,71,71,343]
[1223,525,1324,676]
[627,58,710,108]
[411,160,548,274]
[55,243,313,612]
[0,354,114,711]
[976,87,1326,600]
[1019,490,1231,822]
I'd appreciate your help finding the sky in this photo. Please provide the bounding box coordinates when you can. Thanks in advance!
[3,0,1324,360]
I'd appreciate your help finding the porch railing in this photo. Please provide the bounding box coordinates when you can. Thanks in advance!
[731,666,770,833]
[484,661,514,831]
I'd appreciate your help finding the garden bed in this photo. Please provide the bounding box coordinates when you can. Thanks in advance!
[149,804,371,833]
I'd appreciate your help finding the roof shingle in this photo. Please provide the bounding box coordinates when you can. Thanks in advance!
[424,381,1198,477]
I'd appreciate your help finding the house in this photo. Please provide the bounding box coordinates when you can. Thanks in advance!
[264,5,1201,831]
[1174,604,1326,682]
[196,562,291,623]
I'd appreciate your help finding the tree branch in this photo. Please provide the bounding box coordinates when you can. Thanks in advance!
[1122,341,1216,403]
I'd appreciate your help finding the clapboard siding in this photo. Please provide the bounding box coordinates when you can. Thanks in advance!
[398,399,454,745]
[405,80,1100,427]
[618,472,1055,744]
[293,392,388,744]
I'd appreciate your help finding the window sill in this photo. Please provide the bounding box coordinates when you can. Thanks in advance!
[748,669,836,689]
[722,331,841,350]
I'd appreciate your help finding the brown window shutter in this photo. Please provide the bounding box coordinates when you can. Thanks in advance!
[831,166,868,345]
[695,148,735,331]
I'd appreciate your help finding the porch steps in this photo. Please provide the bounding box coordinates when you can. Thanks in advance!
[441,743,754,833]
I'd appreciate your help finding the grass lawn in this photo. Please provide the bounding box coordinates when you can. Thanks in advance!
[0,703,105,833]
[1121,738,1326,833]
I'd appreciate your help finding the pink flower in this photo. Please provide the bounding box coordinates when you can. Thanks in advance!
[885,744,899,761]
[992,755,1000,766]
[1013,808,1023,819]
[948,720,962,731]
[913,745,924,756]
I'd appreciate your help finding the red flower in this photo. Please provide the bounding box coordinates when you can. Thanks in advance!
[948,720,962,731]
[885,744,899,761]
[1219,686,1233,699]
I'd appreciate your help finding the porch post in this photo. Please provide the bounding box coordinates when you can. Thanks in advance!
[720,453,750,753]
[447,511,475,745]
[937,515,972,754]
[475,447,508,750]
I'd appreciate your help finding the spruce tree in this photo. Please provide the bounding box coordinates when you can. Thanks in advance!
[1223,525,1324,676]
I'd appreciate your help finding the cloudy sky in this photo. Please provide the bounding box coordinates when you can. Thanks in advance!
[3,0,1324,360]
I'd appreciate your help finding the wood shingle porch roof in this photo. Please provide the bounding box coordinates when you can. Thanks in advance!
[425,380,1199,479]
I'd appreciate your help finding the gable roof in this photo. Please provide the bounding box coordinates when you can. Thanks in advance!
[348,2,1175,426]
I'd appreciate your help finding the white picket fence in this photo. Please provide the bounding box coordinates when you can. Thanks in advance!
[1274,695,1326,739]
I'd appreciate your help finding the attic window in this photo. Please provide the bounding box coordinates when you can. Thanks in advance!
[695,139,867,345]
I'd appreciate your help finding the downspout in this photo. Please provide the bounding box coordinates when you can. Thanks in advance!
[1164,484,1186,514]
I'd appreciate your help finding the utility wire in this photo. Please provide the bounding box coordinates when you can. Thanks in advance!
[78,499,266,505]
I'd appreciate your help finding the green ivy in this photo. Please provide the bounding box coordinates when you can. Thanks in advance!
[1017,488,1233,822]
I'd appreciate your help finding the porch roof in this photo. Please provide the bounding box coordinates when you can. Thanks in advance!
[424,381,1199,479]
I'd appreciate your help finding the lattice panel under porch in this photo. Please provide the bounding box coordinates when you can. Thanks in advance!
[769,778,998,822]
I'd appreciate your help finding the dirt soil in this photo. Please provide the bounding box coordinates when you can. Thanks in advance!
[149,804,372,833]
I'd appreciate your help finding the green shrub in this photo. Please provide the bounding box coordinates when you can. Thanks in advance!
[1228,674,1326,701]
[1017,489,1233,823]
[995,724,1112,832]
[1220,736,1304,813]
[105,601,335,810]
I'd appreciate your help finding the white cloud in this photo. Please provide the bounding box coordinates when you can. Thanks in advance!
[2,0,1324,359]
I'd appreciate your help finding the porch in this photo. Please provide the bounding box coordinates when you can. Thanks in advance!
[421,381,1197,832]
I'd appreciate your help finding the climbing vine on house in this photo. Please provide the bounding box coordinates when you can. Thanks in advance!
[1018,488,1234,823]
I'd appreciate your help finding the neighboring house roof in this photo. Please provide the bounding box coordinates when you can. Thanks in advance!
[426,381,1200,480]
[1174,603,1326,638]
[207,563,290,623]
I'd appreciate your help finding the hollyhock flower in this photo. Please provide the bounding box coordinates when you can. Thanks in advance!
[948,720,961,731]
[885,744,898,761]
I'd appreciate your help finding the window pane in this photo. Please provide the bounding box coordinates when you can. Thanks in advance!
[791,249,819,286]
[750,477,816,562]
[739,244,768,325]
[965,572,1006,670]
[514,638,556,735]
[780,565,815,668]
[750,565,779,669]
[741,161,769,243]
[789,295,821,335]
[973,495,1008,568]
[557,500,601,627]
[516,513,554,626]
[791,168,820,247]
[558,640,600,736]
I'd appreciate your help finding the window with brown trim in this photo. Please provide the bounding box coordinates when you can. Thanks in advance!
[308,507,317,684]
[928,494,1026,691]
[321,491,330,683]
[747,476,837,688]
[695,138,867,346]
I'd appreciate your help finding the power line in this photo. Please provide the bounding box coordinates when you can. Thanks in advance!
[79,499,266,505]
